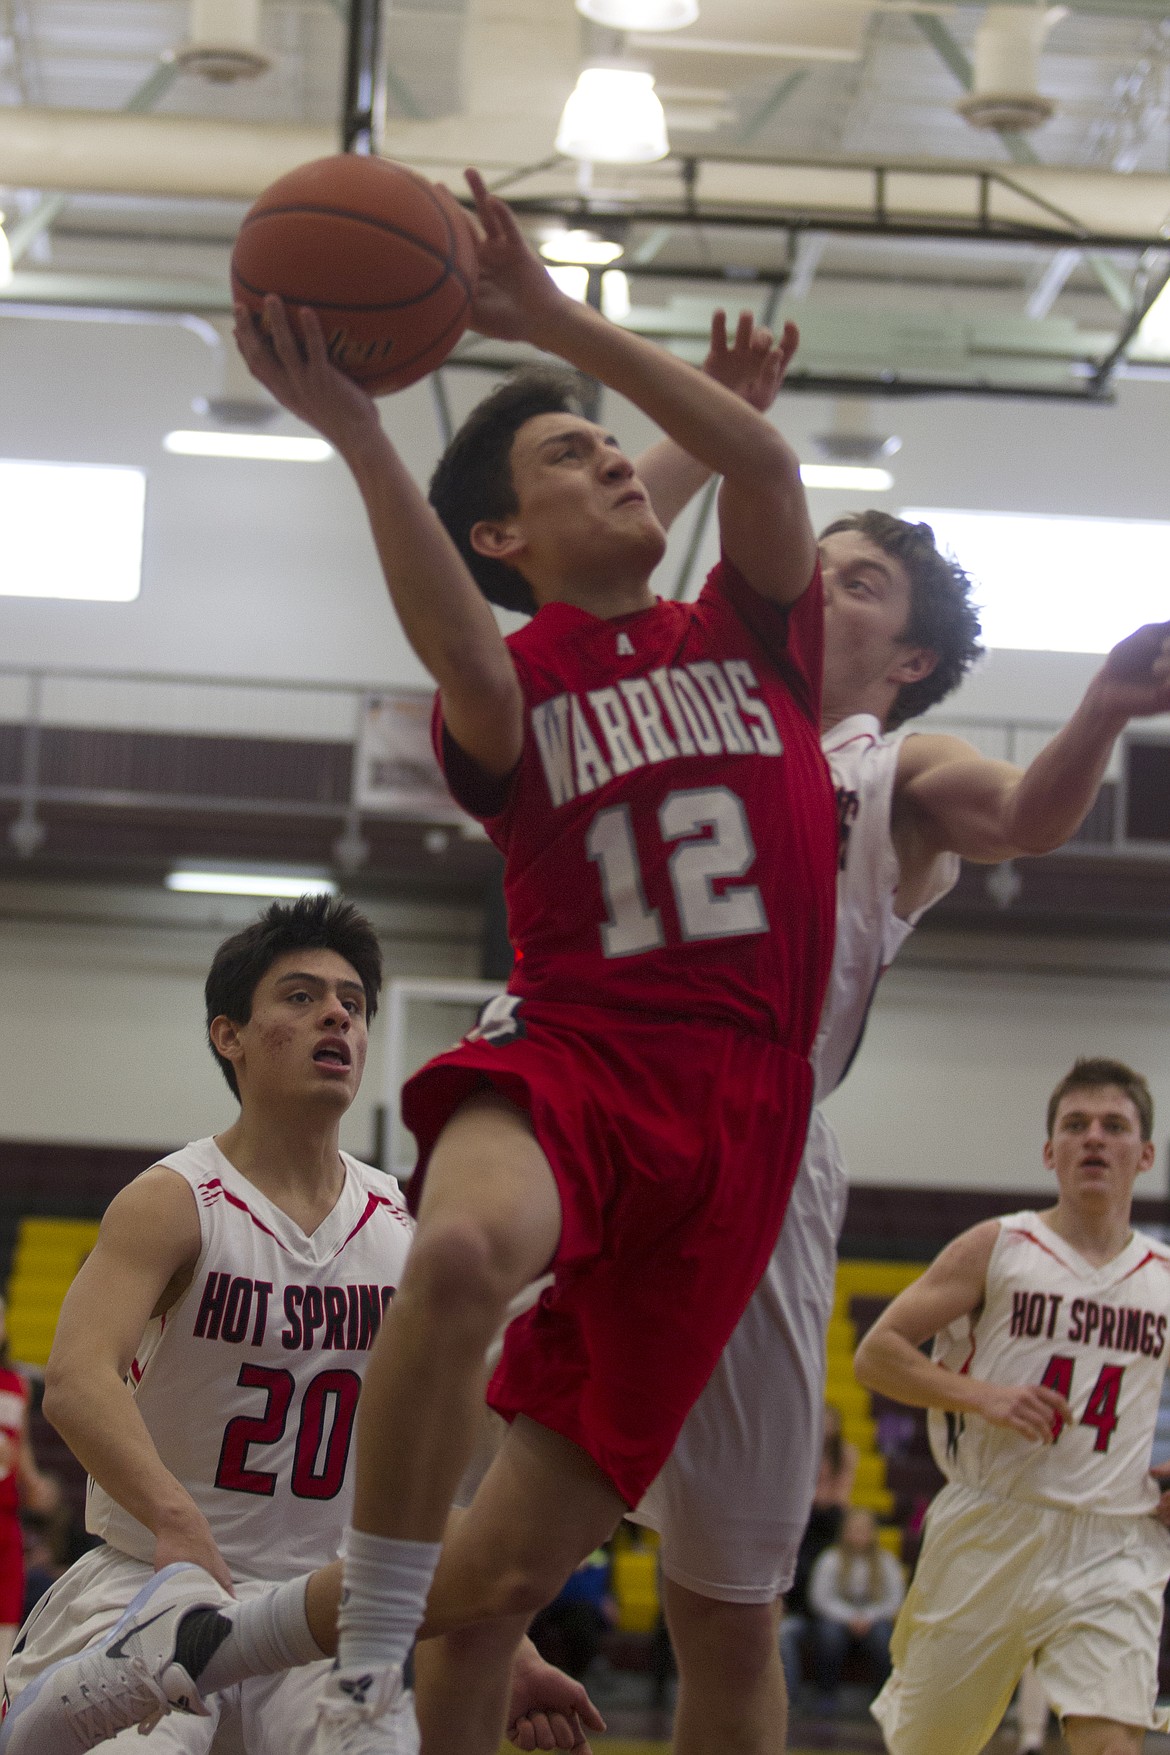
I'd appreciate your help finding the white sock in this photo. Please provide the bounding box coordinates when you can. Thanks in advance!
[336,1528,440,1674]
[193,1576,326,1694]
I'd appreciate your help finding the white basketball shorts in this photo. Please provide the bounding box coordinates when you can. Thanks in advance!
[631,1110,848,1603]
[4,1544,331,1755]
[872,1481,1170,1755]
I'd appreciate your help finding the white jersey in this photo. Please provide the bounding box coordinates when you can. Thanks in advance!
[87,1137,414,1584]
[813,714,959,1104]
[634,716,958,1597]
[929,1211,1170,1516]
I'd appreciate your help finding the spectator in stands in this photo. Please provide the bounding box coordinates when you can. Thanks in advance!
[0,1299,58,1668]
[789,1404,858,1610]
[528,1546,616,1680]
[780,1402,859,1702]
[807,1507,904,1712]
[20,1504,69,1623]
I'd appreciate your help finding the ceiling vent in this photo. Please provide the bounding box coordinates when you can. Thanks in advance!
[175,0,271,82]
[956,5,1064,134]
[814,398,900,467]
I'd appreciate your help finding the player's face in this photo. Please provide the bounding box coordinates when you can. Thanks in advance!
[227,947,369,1112]
[1043,1085,1155,1204]
[492,413,667,598]
[819,530,934,721]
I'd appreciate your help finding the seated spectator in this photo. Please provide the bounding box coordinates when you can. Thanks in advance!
[780,1403,859,1707]
[528,1546,616,1681]
[807,1507,904,1711]
[787,1404,858,1615]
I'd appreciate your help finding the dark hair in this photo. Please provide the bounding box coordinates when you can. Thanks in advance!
[820,510,983,729]
[428,366,589,615]
[205,894,382,1100]
[1046,1056,1154,1142]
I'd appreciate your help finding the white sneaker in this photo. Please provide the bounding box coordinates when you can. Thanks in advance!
[311,1666,420,1755]
[0,1563,224,1751]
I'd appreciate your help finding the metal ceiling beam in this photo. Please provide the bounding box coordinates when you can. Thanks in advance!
[341,0,386,153]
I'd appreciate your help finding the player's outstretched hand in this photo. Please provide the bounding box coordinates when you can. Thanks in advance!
[977,1381,1072,1444]
[1149,1461,1170,1527]
[233,296,382,456]
[463,168,567,344]
[703,309,799,412]
[1088,620,1170,723]
[507,1638,607,1754]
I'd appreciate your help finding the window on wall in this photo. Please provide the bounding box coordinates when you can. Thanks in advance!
[899,507,1170,654]
[0,459,146,602]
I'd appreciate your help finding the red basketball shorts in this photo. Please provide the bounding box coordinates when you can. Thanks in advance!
[401,998,813,1506]
[0,1511,23,1624]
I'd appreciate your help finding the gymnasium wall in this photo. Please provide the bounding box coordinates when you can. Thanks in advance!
[0,885,480,1158]
[1,883,1167,1203]
[821,934,1170,1197]
[1,311,1169,733]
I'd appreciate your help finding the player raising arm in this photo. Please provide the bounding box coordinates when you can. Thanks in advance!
[229,163,837,1755]
[855,1058,1170,1755]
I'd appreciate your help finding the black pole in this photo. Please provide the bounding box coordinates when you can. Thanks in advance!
[342,0,385,154]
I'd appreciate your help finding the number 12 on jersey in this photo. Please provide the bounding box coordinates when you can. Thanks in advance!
[1041,1354,1125,1451]
[587,786,767,958]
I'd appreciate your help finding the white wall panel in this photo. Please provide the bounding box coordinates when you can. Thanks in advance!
[0,888,480,1158]
[822,950,1170,1194]
[1,311,1168,731]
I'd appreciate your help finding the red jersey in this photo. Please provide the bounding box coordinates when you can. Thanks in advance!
[437,558,836,1053]
[0,1368,26,1517]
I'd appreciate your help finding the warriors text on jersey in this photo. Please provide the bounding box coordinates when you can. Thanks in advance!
[86,1138,414,1583]
[930,1211,1170,1516]
[435,558,836,1054]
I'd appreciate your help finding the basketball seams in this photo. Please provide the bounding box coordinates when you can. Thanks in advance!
[356,289,473,390]
[233,261,457,316]
[235,205,475,309]
[231,155,477,393]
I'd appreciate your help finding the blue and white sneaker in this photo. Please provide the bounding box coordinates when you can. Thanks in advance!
[310,1665,419,1755]
[0,1563,225,1751]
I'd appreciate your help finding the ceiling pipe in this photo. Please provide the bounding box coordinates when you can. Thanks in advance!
[0,111,334,201]
[0,112,1166,248]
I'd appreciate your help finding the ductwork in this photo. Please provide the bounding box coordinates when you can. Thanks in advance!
[0,110,1167,250]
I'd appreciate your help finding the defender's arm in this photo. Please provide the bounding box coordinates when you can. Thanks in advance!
[634,310,796,531]
[854,1222,1070,1444]
[42,1167,235,1591]
[894,620,1170,868]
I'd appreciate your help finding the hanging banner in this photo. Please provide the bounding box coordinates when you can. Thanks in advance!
[354,691,461,821]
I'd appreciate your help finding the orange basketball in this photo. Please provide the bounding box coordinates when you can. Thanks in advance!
[231,155,478,395]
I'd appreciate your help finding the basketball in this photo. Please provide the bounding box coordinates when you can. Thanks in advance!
[230,155,478,395]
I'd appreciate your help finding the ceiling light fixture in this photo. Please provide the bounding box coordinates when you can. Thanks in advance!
[163,431,333,462]
[166,869,338,898]
[556,66,670,164]
[540,229,624,266]
[576,0,698,30]
[799,464,894,492]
